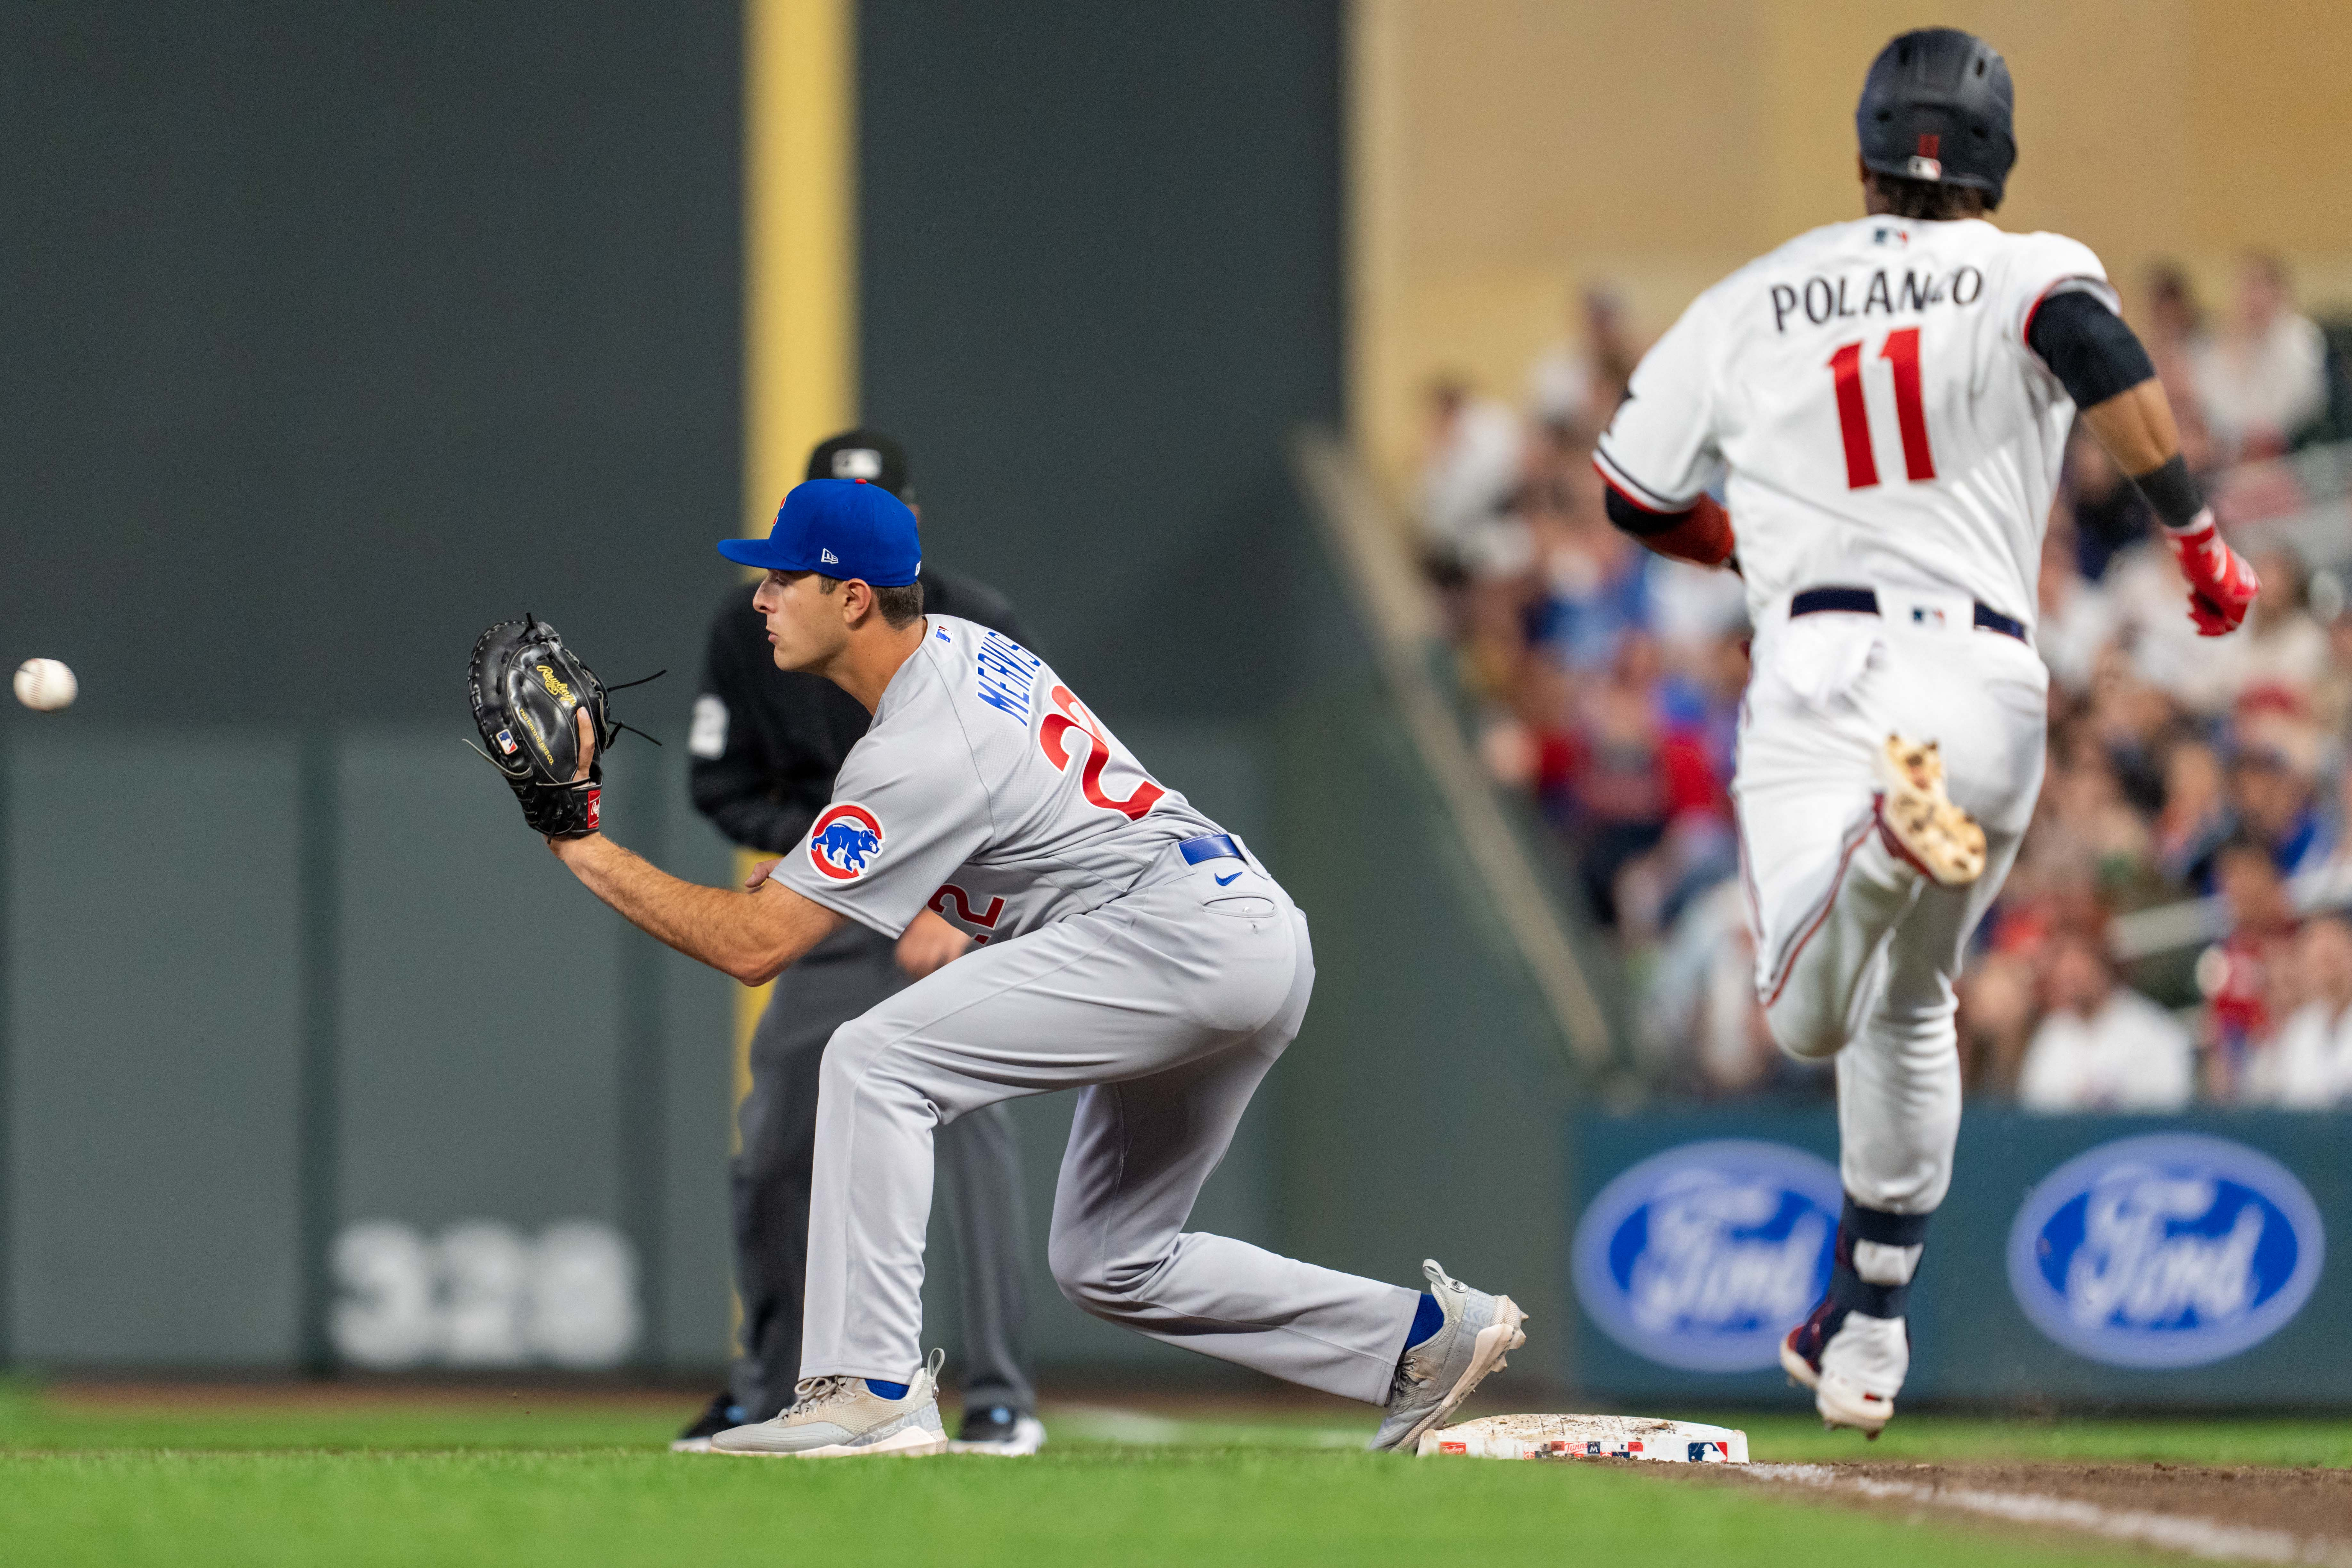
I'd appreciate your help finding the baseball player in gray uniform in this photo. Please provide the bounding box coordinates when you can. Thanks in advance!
[675,430,1039,1455]
[543,477,1526,1456]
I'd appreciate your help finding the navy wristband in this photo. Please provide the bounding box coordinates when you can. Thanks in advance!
[2129,453,2205,530]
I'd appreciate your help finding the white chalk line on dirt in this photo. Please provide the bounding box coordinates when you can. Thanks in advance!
[1747,1463,2352,1567]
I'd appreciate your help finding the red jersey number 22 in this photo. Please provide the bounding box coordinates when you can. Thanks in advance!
[1828,326,1935,489]
[1040,684,1164,821]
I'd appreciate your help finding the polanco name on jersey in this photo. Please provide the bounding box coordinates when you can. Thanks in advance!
[1768,264,1984,333]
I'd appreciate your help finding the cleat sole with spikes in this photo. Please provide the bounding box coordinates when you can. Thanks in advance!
[1876,735,1985,888]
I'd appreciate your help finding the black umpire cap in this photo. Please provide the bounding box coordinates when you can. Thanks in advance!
[1856,28,2016,208]
[806,429,912,502]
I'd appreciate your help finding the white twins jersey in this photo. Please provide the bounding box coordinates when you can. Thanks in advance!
[774,614,1225,943]
[1597,216,2117,629]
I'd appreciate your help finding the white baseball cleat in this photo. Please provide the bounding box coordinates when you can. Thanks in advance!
[669,1389,743,1453]
[949,1405,1047,1456]
[1874,734,1985,888]
[709,1349,949,1458]
[1367,1259,1528,1453]
[1780,1301,1907,1438]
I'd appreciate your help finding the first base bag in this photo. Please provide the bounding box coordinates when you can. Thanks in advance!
[1418,1413,1748,1463]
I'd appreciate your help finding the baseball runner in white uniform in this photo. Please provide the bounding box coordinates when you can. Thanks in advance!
[535,477,1527,1456]
[1594,29,2259,1435]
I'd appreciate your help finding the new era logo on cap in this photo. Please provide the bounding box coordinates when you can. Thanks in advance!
[716,477,921,586]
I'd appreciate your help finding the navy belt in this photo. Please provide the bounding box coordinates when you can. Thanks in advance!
[1788,585,2026,643]
[1179,833,1243,866]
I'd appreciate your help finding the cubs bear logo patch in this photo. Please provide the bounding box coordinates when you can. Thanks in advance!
[808,803,885,881]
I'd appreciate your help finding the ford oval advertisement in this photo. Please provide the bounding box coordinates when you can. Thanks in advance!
[2005,1133,2324,1369]
[1571,1140,1841,1372]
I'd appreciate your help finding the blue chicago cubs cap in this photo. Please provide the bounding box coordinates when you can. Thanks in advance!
[716,478,922,586]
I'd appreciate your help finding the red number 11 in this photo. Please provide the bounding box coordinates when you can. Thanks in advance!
[1828,326,1935,489]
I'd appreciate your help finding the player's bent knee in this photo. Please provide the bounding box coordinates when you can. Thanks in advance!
[1765,996,1849,1062]
[816,1018,931,1116]
[819,1016,886,1075]
[1046,1229,1167,1322]
[1045,1237,1119,1317]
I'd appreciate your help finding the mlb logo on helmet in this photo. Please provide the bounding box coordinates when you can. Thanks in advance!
[808,803,885,881]
[1571,1140,1842,1372]
[2006,1132,2324,1369]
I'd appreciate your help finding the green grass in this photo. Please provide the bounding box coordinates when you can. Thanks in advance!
[2,1381,2343,1568]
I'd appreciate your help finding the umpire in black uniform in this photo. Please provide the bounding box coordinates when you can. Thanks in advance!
[673,431,1042,1454]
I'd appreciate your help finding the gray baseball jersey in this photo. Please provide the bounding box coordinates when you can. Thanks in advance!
[773,615,1225,944]
[773,615,1426,1401]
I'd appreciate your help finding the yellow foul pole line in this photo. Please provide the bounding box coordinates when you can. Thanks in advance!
[737,0,857,1126]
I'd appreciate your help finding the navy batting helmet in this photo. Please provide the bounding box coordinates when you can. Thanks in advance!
[1856,28,2016,208]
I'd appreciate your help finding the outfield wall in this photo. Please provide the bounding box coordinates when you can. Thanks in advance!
[1,1,1591,1386]
[1572,1108,2349,1409]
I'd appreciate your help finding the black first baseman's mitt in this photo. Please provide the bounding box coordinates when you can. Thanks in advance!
[467,615,642,838]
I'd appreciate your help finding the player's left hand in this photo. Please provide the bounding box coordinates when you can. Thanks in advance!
[466,615,614,839]
[895,908,973,979]
[2165,510,2259,636]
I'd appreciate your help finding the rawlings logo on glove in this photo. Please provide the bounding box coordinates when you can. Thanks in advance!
[467,616,659,839]
[2165,509,2260,637]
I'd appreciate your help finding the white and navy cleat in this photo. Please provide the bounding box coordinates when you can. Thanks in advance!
[1781,1298,1907,1439]
[669,1389,745,1453]
[949,1404,1047,1456]
[1367,1259,1528,1453]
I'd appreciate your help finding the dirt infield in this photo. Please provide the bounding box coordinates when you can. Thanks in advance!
[1734,1462,2352,1564]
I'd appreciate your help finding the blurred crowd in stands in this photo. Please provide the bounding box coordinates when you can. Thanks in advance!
[1416,255,2352,1111]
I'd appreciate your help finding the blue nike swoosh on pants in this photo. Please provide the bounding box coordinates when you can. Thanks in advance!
[1214,870,1243,886]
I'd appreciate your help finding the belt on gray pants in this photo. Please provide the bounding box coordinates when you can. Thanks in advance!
[1178,833,1243,865]
[1789,585,2026,643]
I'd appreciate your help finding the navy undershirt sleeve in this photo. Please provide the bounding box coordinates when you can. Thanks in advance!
[1603,484,1675,537]
[2027,290,2157,410]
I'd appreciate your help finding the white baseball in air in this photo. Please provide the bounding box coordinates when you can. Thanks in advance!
[13,658,78,712]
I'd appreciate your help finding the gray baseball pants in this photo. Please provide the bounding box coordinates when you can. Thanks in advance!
[800,848,1422,1403]
[734,923,1033,1420]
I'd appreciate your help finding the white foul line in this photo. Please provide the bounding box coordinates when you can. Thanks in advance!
[1747,1464,2352,1567]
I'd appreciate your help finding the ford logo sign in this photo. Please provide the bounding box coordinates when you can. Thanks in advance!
[1571,1140,1841,1372]
[2006,1133,2324,1369]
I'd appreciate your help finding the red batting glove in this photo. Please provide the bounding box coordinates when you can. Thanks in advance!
[2165,509,2259,636]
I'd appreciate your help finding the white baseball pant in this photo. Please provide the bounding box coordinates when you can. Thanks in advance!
[797,846,1421,1401]
[1736,587,2048,1214]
